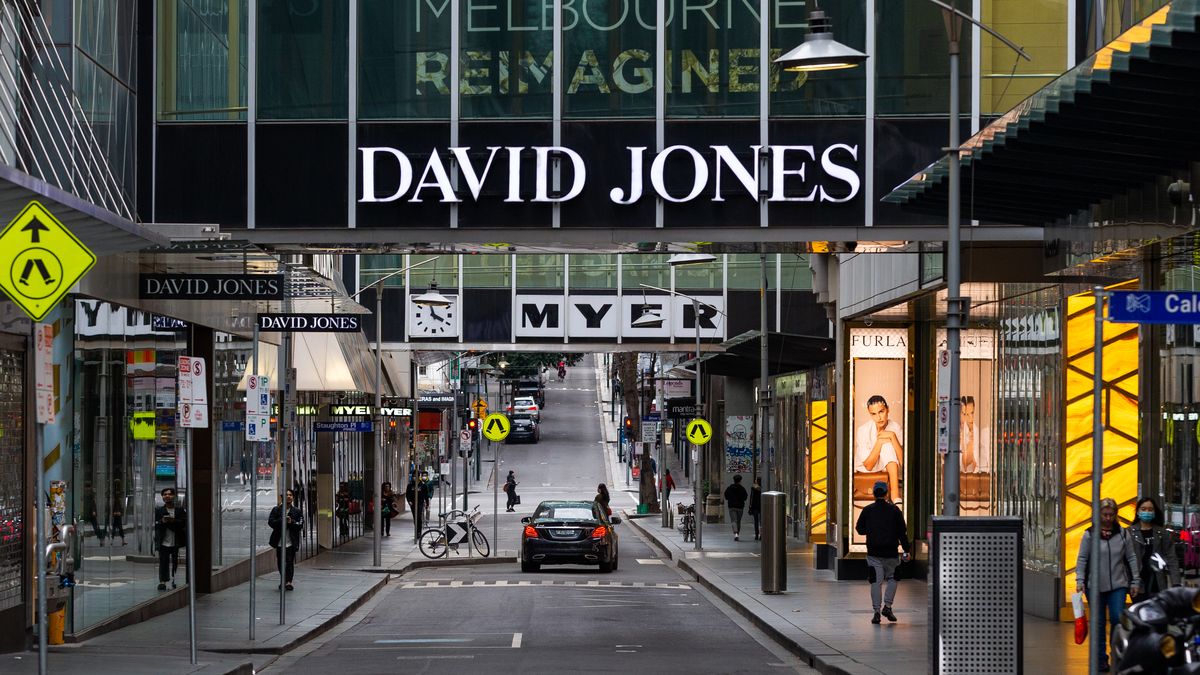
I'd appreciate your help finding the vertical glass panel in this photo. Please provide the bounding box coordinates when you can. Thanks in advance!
[780,254,811,289]
[461,0,553,118]
[666,0,761,117]
[516,254,564,288]
[463,254,512,287]
[621,253,669,289]
[360,0,450,119]
[0,343,23,613]
[771,0,867,116]
[258,0,348,119]
[158,0,249,121]
[569,254,617,289]
[876,0,971,115]
[76,0,136,85]
[980,0,1067,115]
[410,254,458,290]
[726,253,762,289]
[562,2,656,118]
[674,255,721,290]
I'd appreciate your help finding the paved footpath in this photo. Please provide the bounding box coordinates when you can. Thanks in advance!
[628,513,1090,674]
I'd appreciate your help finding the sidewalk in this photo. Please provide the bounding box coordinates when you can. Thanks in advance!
[627,514,1088,674]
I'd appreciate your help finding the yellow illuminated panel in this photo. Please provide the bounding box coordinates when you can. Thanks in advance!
[809,399,828,542]
[1063,284,1139,602]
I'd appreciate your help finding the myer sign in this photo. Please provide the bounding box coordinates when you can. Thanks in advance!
[360,144,859,205]
[515,294,724,339]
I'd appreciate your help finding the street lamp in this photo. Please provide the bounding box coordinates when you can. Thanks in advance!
[666,252,717,266]
[413,279,453,307]
[352,256,438,568]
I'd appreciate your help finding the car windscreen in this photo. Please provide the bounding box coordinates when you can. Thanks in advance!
[535,506,595,521]
[514,398,535,405]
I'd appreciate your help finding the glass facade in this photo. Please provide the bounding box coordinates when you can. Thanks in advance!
[257,0,348,119]
[157,0,249,121]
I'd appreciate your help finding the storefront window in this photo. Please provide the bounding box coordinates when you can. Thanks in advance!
[726,253,763,289]
[361,0,450,119]
[0,335,24,614]
[258,0,348,119]
[158,0,248,120]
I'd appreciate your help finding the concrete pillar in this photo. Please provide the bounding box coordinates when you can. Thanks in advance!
[316,395,334,550]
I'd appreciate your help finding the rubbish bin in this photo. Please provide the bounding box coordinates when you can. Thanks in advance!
[48,606,65,645]
[761,491,786,594]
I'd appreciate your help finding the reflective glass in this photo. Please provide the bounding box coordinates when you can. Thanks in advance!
[667,0,762,117]
[875,0,971,115]
[361,0,450,119]
[780,254,811,289]
[463,254,513,287]
[563,1,655,118]
[460,0,553,118]
[727,253,762,289]
[980,0,1067,115]
[158,0,249,121]
[622,253,669,289]
[569,254,617,289]
[516,254,564,288]
[770,0,866,116]
[258,0,348,119]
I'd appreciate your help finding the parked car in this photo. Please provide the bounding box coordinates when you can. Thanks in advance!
[520,500,620,573]
[507,396,540,421]
[507,413,540,443]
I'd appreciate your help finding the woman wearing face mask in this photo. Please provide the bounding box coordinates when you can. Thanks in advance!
[1076,497,1142,671]
[1129,496,1180,596]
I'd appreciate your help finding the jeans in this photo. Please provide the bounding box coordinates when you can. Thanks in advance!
[382,515,391,536]
[729,507,744,534]
[750,511,760,538]
[158,545,180,583]
[276,546,297,584]
[866,555,900,612]
[1089,587,1128,666]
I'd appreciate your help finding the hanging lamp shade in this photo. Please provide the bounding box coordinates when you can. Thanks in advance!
[774,10,867,72]
[412,280,452,307]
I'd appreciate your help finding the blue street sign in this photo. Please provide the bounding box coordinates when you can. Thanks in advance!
[222,421,244,431]
[314,421,373,432]
[1108,291,1200,324]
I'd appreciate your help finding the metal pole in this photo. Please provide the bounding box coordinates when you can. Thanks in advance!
[492,439,498,550]
[760,253,770,492]
[34,382,46,675]
[249,326,259,640]
[1089,286,1104,675]
[279,314,289,624]
[373,286,383,568]
[943,16,962,517]
[659,371,668,527]
[185,426,197,664]
[695,297,703,551]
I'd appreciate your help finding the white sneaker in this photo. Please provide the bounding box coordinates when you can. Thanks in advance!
[734,534,739,541]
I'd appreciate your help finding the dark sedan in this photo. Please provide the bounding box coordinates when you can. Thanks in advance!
[520,500,620,573]
[507,413,540,443]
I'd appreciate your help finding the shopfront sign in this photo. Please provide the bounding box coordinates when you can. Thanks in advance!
[257,313,362,332]
[513,293,724,339]
[1109,291,1200,324]
[328,404,413,417]
[140,273,284,301]
[361,144,860,206]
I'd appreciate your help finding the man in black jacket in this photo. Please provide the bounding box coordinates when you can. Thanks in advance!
[854,480,911,624]
[724,475,749,541]
[154,487,187,591]
[269,489,304,590]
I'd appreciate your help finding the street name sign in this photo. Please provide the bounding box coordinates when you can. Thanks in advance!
[314,421,374,432]
[1109,291,1200,324]
[0,201,96,321]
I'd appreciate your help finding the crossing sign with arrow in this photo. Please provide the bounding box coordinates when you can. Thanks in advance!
[0,201,96,321]
[685,418,713,446]
[481,412,511,442]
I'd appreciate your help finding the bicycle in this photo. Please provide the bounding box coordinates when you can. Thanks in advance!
[418,505,490,558]
[679,504,696,543]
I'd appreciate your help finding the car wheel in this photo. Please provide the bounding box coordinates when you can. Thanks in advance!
[612,554,618,571]
[521,560,540,573]
[598,559,613,573]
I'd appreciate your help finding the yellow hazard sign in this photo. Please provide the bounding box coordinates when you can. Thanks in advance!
[130,411,156,441]
[482,412,511,442]
[685,418,713,445]
[472,398,488,417]
[0,201,96,321]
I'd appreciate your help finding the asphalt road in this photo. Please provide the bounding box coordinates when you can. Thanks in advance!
[260,356,812,674]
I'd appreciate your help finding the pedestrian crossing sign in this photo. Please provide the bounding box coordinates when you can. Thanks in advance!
[685,418,713,446]
[482,412,511,441]
[0,201,96,321]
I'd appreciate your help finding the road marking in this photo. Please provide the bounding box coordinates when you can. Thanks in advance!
[615,645,643,648]
[397,580,690,590]
[396,655,475,660]
[375,638,474,644]
[635,558,665,565]
[512,633,522,648]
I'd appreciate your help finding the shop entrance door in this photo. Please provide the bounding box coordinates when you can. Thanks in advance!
[0,333,27,652]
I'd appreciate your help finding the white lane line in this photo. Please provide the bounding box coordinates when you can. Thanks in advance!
[375,638,474,644]
[615,645,643,648]
[635,559,665,565]
[396,655,475,661]
[511,633,523,648]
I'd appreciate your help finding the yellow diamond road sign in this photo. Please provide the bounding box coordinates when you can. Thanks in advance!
[0,201,95,321]
[472,398,488,416]
[686,418,713,446]
[482,413,511,442]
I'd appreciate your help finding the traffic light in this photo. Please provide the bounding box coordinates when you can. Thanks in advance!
[623,416,633,432]
[467,418,479,432]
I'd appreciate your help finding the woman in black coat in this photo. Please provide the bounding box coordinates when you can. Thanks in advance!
[269,489,304,590]
[1130,496,1181,594]
[748,477,763,541]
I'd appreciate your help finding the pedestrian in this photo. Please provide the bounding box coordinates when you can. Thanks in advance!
[1129,496,1180,595]
[381,482,397,537]
[419,471,433,521]
[854,480,912,625]
[595,483,612,516]
[110,479,127,546]
[663,469,676,504]
[154,487,187,591]
[505,470,519,512]
[83,481,104,546]
[335,481,352,538]
[240,449,251,486]
[269,489,304,591]
[1077,497,1142,670]
[748,477,763,541]
[724,475,748,541]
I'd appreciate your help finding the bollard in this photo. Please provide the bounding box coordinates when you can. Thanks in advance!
[761,491,786,594]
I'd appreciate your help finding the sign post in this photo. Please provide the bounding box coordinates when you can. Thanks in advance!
[177,354,208,665]
[247,325,260,640]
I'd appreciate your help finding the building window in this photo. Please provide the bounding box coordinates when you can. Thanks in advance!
[158,0,249,121]
[258,0,348,120]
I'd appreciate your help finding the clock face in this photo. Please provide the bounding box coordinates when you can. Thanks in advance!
[408,295,459,337]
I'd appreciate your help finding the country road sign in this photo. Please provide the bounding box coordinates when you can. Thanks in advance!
[0,201,96,321]
[472,398,488,416]
[482,413,511,441]
[686,418,713,445]
[446,521,468,545]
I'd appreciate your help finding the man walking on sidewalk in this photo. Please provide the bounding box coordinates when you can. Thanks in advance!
[724,475,748,541]
[855,480,911,625]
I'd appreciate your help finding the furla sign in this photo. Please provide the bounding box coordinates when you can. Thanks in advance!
[514,294,724,339]
[360,144,860,205]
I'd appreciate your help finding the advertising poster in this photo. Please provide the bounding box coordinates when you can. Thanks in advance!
[724,416,754,474]
[849,328,908,551]
[936,329,996,515]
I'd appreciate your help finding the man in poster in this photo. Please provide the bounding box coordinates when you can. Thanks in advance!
[855,395,903,502]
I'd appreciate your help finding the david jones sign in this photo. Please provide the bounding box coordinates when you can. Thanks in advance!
[360,144,860,205]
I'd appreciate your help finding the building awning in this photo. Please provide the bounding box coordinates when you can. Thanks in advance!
[237,330,381,394]
[677,330,835,379]
[0,164,167,255]
[882,3,1197,226]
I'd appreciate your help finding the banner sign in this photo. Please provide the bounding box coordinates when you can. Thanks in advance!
[140,274,284,300]
[257,313,363,332]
